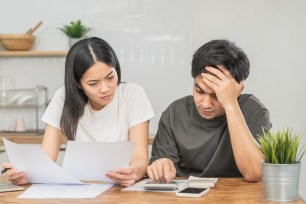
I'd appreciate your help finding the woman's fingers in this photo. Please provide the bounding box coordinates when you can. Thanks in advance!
[106,175,135,186]
[2,162,13,169]
[106,167,138,186]
[106,172,136,187]
[9,176,28,185]
[115,167,135,175]
[107,171,136,181]
[7,171,28,185]
[5,167,27,185]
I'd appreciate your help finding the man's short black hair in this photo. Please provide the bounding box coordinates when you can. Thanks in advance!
[191,39,250,83]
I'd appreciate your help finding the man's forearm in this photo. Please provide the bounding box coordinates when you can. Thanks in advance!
[225,102,263,182]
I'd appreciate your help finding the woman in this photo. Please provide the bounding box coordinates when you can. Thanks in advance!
[3,37,155,186]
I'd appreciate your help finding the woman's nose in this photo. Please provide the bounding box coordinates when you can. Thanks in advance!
[99,82,109,93]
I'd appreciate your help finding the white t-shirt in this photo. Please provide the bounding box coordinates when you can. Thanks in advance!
[41,83,155,142]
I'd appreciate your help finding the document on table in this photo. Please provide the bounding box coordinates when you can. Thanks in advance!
[62,140,135,182]
[18,183,113,199]
[3,138,83,184]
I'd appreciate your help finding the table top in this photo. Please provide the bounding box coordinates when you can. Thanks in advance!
[0,178,305,203]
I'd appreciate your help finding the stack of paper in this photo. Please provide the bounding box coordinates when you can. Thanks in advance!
[3,138,135,183]
[2,138,135,198]
[188,176,218,188]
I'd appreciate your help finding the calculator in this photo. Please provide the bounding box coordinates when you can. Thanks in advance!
[143,180,178,190]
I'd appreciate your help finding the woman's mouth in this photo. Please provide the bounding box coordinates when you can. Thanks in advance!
[100,94,112,100]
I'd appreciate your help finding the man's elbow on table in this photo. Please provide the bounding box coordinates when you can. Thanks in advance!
[242,169,262,183]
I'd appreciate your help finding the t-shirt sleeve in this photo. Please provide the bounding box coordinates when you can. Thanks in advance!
[241,95,272,141]
[124,84,155,128]
[150,107,180,169]
[41,87,65,130]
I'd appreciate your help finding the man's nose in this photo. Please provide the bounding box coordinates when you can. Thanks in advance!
[201,94,213,108]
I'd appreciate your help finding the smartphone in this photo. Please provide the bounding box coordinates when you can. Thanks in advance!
[176,187,209,197]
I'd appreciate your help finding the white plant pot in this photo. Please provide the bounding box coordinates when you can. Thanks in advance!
[262,162,301,201]
[69,38,81,48]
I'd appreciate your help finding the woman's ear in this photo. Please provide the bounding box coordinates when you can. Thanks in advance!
[75,80,82,89]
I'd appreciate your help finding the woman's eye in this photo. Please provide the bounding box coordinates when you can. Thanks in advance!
[88,83,96,86]
[107,76,114,80]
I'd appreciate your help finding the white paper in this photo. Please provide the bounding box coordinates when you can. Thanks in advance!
[187,176,218,188]
[18,183,113,198]
[3,138,83,184]
[62,141,135,182]
[188,176,218,182]
[122,179,188,192]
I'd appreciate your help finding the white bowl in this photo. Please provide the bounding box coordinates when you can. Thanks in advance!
[16,94,34,105]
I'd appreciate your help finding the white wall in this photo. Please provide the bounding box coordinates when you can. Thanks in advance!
[0,0,305,199]
[192,0,306,199]
[0,0,192,132]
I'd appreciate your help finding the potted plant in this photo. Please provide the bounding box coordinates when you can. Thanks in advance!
[258,128,305,201]
[59,20,92,47]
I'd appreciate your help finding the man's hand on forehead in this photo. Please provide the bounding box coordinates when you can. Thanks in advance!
[202,65,233,80]
[200,65,243,109]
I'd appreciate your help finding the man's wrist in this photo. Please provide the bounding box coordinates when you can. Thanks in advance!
[223,100,240,113]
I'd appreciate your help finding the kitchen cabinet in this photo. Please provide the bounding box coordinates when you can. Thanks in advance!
[0,50,67,58]
[0,86,48,134]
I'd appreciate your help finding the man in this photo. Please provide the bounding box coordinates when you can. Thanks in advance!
[147,39,271,183]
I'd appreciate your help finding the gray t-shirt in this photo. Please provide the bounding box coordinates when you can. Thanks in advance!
[150,94,272,177]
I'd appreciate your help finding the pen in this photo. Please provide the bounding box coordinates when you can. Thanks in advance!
[1,168,12,174]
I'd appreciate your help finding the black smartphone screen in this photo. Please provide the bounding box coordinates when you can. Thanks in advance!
[179,187,208,194]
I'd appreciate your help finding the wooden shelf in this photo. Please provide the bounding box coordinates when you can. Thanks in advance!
[0,50,68,57]
[0,133,155,146]
[0,134,67,147]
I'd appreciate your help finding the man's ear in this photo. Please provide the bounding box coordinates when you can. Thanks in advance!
[239,81,244,95]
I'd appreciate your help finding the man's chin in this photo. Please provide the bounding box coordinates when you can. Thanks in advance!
[198,112,216,120]
[201,115,216,120]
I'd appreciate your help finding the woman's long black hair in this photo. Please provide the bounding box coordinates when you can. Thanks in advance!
[60,37,121,140]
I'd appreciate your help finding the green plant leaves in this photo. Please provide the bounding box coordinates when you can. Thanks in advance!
[258,128,305,164]
[59,20,92,38]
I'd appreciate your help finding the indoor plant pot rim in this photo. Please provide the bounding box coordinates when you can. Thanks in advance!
[261,161,301,166]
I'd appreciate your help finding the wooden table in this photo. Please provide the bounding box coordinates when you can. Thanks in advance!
[0,178,304,203]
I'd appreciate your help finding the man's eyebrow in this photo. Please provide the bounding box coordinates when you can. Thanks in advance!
[194,84,204,91]
[194,83,216,95]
